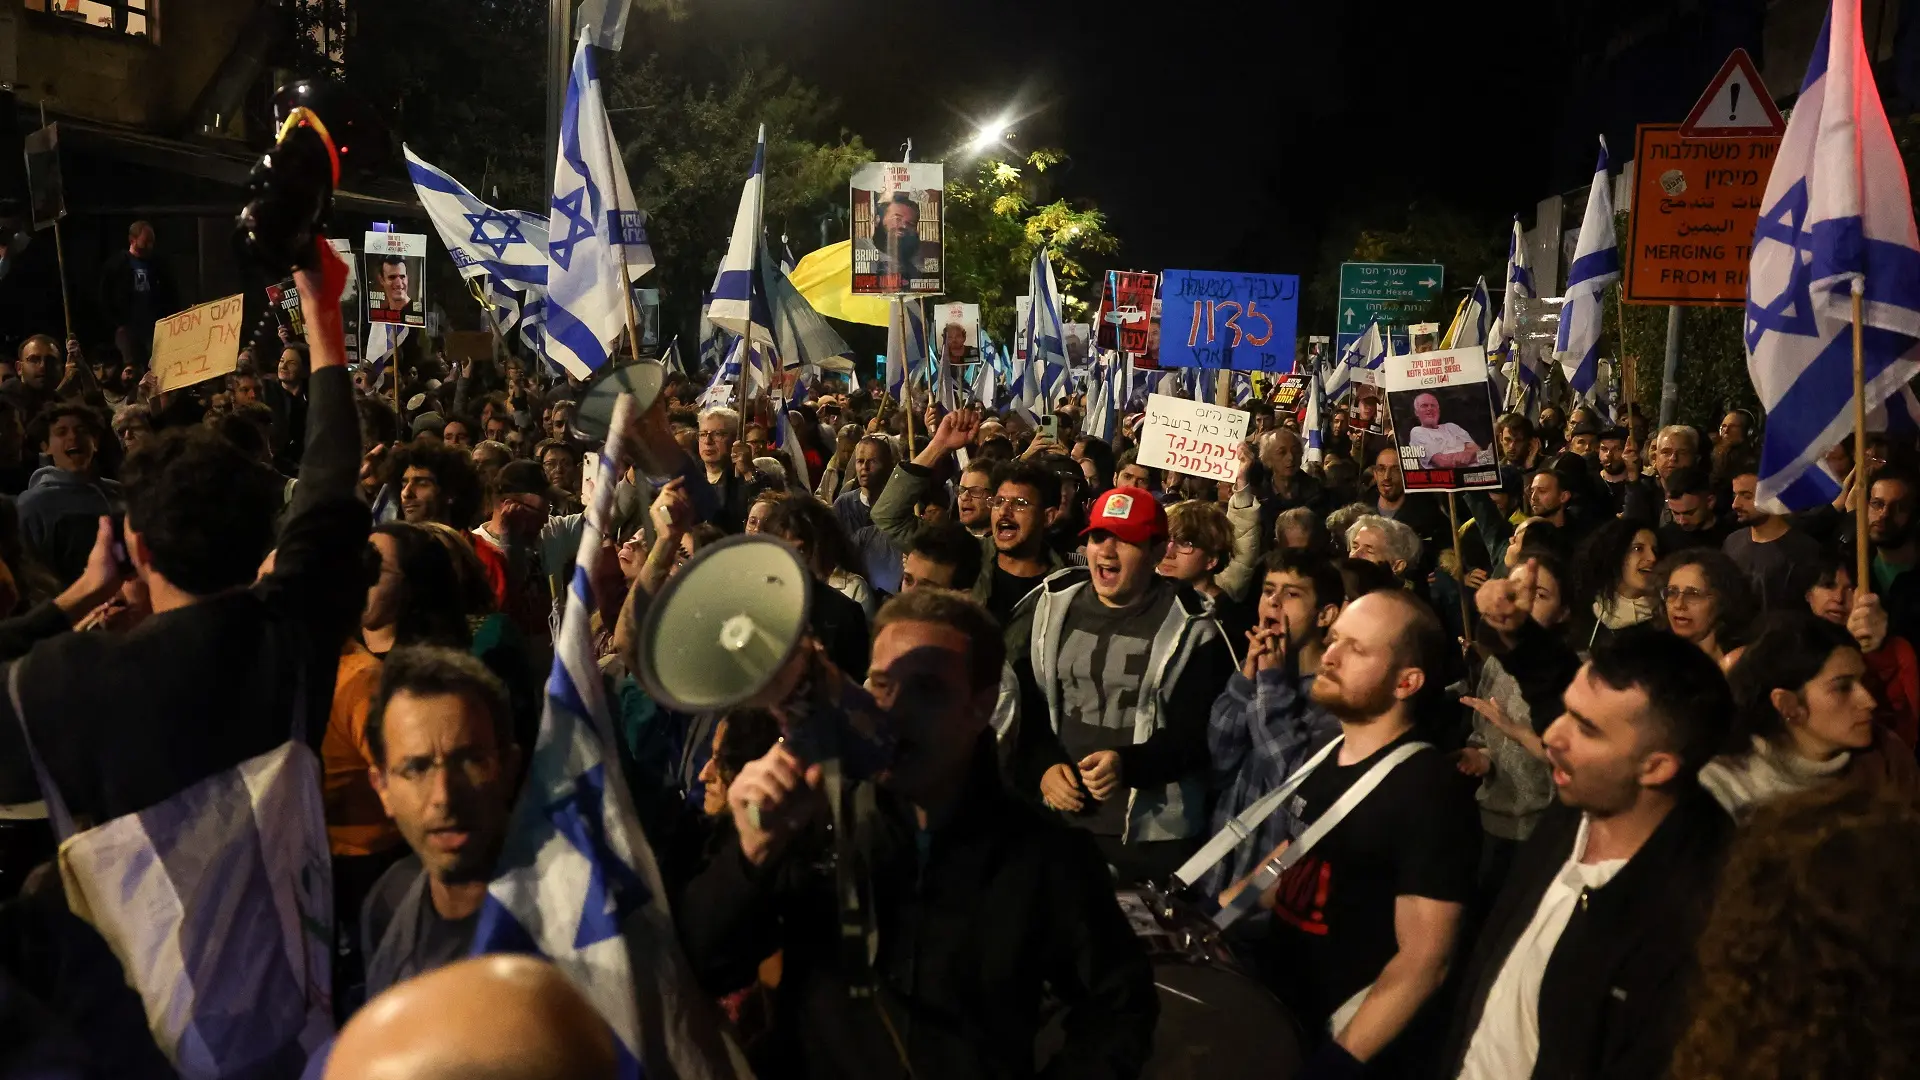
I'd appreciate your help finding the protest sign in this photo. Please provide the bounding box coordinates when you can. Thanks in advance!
[1014,295,1031,362]
[633,286,661,348]
[1136,393,1250,481]
[1063,323,1092,366]
[330,239,362,364]
[363,231,427,327]
[935,302,980,366]
[153,294,245,393]
[850,162,944,295]
[1272,373,1309,412]
[1157,270,1300,372]
[1096,271,1158,354]
[265,279,306,341]
[1385,346,1499,492]
[1626,124,1779,306]
[1139,297,1164,370]
[23,123,64,230]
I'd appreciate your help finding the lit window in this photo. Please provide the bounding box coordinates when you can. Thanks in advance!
[28,0,151,38]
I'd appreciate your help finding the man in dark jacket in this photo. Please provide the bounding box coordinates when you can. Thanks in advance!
[97,221,179,368]
[678,588,1158,1080]
[1441,629,1735,1080]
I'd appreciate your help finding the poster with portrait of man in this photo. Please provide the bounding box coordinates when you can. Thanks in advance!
[1385,345,1500,492]
[935,302,980,368]
[850,162,944,295]
[362,231,427,328]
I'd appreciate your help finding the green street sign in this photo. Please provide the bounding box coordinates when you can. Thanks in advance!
[1337,297,1419,331]
[1338,262,1445,303]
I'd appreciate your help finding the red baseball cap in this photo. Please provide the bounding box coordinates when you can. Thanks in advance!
[1080,487,1169,545]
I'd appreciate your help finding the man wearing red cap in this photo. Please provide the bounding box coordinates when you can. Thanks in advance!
[1008,485,1236,883]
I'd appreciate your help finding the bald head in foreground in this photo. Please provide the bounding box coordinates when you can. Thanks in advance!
[325,955,615,1080]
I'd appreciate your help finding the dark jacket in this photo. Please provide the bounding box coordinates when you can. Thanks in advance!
[97,250,180,342]
[0,365,366,823]
[709,467,770,534]
[262,380,308,477]
[676,738,1159,1080]
[1439,788,1733,1080]
[16,466,121,587]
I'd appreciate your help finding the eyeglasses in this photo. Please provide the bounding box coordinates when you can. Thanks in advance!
[696,430,732,442]
[1170,539,1201,554]
[958,486,993,501]
[988,496,1034,511]
[1660,586,1712,606]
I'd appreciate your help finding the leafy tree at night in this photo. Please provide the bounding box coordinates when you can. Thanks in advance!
[943,151,1117,346]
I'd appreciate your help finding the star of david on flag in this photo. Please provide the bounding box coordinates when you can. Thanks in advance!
[1745,0,1920,513]
[404,146,549,291]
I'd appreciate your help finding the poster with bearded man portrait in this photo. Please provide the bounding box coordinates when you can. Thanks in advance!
[851,161,944,295]
[1385,345,1500,492]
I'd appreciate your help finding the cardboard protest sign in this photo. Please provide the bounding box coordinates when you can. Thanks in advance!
[935,302,980,366]
[1157,270,1300,372]
[1386,346,1500,492]
[850,162,944,295]
[1136,393,1250,482]
[153,295,245,393]
[23,123,64,230]
[363,231,427,328]
[1096,271,1158,354]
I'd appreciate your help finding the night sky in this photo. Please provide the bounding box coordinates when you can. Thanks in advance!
[649,0,1601,276]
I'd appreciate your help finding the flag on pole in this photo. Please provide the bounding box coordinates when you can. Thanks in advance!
[708,126,775,348]
[1024,249,1070,413]
[1304,365,1326,464]
[1443,277,1492,349]
[972,346,997,407]
[471,392,747,1080]
[1326,318,1385,400]
[1497,215,1539,395]
[1556,138,1620,397]
[885,300,925,402]
[546,36,655,380]
[1231,371,1254,405]
[778,234,798,276]
[1747,0,1920,512]
[405,146,551,291]
[773,395,811,490]
[574,0,633,50]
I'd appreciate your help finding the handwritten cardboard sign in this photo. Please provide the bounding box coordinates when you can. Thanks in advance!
[153,294,245,393]
[1156,270,1300,372]
[1136,393,1250,481]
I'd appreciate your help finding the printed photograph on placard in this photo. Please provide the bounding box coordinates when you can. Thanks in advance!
[850,162,944,295]
[1385,346,1500,492]
[1014,295,1031,362]
[935,302,980,367]
[1096,271,1157,353]
[1062,323,1092,366]
[1139,297,1163,370]
[362,232,427,328]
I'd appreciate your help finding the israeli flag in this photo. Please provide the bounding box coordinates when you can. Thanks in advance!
[1085,354,1116,441]
[472,392,747,1080]
[1498,215,1539,392]
[699,338,771,410]
[773,395,811,490]
[778,234,798,276]
[1304,366,1326,464]
[972,348,997,407]
[547,35,656,380]
[1326,318,1384,399]
[1025,249,1070,411]
[708,126,775,349]
[1748,0,1920,512]
[405,146,550,290]
[1556,138,1620,396]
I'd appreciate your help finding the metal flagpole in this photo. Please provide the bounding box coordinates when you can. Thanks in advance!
[37,102,73,340]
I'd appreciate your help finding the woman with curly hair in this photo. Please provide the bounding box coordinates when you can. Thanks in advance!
[1652,547,1757,667]
[1569,517,1661,653]
[1671,783,1920,1080]
[1704,612,1920,817]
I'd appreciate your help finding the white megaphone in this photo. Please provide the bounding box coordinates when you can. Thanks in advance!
[635,534,894,777]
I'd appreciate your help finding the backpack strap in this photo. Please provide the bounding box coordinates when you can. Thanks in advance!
[1172,734,1345,890]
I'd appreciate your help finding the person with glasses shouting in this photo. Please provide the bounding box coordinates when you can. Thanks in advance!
[1654,548,1758,669]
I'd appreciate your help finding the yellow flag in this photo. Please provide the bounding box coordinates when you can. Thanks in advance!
[787,241,893,327]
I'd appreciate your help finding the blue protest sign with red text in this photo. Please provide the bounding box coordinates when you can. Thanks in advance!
[1157,270,1300,371]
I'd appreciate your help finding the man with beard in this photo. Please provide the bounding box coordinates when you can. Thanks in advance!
[1722,470,1822,610]
[876,409,1064,617]
[1841,465,1920,644]
[361,648,522,998]
[386,441,482,529]
[1594,427,1633,514]
[1657,465,1735,554]
[865,191,927,286]
[677,589,1158,1078]
[1012,487,1235,883]
[1198,551,1347,900]
[1441,631,1733,1080]
[1369,445,1450,576]
[1226,589,1478,1078]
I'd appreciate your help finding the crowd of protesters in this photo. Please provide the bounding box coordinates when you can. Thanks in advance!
[0,237,1915,1080]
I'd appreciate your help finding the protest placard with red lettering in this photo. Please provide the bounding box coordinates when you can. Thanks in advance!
[1136,393,1250,481]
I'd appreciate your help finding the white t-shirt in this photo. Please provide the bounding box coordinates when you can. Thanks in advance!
[1408,423,1478,468]
[1456,816,1627,1080]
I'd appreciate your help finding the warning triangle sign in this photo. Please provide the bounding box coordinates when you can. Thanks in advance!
[1681,48,1785,138]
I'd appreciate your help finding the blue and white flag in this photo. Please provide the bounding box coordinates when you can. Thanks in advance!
[472,392,747,1080]
[1447,277,1492,350]
[762,237,853,373]
[699,338,772,410]
[773,394,811,490]
[1304,365,1326,464]
[405,146,551,290]
[972,350,997,407]
[1024,249,1070,413]
[1326,318,1384,400]
[1556,138,1620,397]
[546,36,656,380]
[1748,0,1920,512]
[1496,215,1539,394]
[575,0,634,50]
[778,234,798,276]
[708,126,775,350]
[1085,354,1117,441]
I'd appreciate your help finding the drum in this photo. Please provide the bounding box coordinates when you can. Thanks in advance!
[1040,887,1303,1079]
